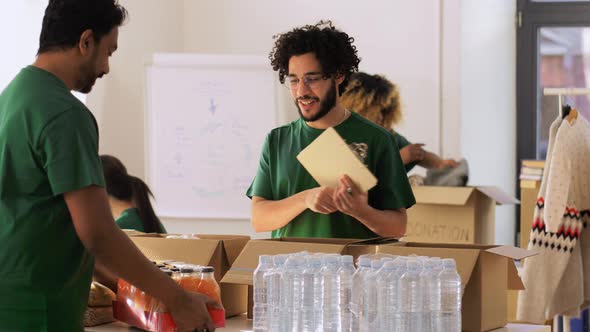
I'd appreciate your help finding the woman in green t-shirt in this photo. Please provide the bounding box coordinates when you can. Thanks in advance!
[341,72,459,172]
[101,155,167,233]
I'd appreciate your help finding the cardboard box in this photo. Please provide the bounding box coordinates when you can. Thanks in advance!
[220,237,374,286]
[356,242,536,331]
[221,237,394,318]
[129,234,250,317]
[222,237,537,332]
[405,186,520,244]
[519,180,541,248]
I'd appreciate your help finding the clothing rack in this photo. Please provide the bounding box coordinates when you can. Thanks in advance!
[543,87,590,115]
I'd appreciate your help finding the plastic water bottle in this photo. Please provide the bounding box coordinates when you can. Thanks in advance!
[301,256,323,332]
[398,259,423,332]
[386,258,407,331]
[283,256,304,331]
[435,258,462,332]
[253,255,273,332]
[365,259,385,331]
[429,257,442,331]
[420,259,435,332]
[351,256,371,332]
[321,255,341,332]
[339,255,355,332]
[265,254,287,332]
[377,260,397,331]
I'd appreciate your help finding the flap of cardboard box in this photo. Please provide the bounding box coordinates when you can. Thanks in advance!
[131,236,222,267]
[507,259,525,290]
[122,229,151,237]
[222,239,350,285]
[197,235,250,265]
[278,237,364,245]
[411,186,520,206]
[124,230,161,238]
[375,243,480,290]
[483,245,538,260]
[411,186,475,205]
[483,245,538,291]
[476,186,520,205]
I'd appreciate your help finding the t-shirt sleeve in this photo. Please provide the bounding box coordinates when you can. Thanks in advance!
[371,133,416,210]
[393,132,418,172]
[38,107,105,195]
[246,132,273,199]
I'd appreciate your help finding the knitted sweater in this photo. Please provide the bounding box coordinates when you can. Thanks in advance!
[517,115,590,323]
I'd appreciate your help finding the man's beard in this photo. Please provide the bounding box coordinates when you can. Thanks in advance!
[78,74,95,94]
[296,81,337,122]
[77,52,100,94]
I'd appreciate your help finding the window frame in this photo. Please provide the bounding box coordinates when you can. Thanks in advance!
[516,0,590,161]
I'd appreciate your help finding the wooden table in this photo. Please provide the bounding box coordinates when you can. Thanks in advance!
[87,316,550,332]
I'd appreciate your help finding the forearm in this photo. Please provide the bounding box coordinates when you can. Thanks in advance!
[353,206,407,237]
[251,192,308,232]
[65,187,185,307]
[419,151,442,169]
[87,220,183,304]
[94,259,118,293]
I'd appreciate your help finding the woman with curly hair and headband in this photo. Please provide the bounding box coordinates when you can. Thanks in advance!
[342,72,459,172]
[247,21,415,239]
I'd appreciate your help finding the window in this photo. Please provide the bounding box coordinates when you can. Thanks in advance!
[516,0,590,160]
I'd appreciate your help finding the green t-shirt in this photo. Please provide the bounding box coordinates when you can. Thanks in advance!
[116,208,167,234]
[247,112,415,239]
[0,66,105,331]
[391,130,419,172]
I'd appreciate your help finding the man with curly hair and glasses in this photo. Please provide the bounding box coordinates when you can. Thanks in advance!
[247,21,415,239]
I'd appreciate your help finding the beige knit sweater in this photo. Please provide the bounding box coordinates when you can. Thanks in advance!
[517,115,590,323]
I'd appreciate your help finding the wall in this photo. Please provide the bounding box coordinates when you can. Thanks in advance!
[88,0,185,177]
[2,1,518,244]
[459,0,517,245]
[182,0,442,147]
[0,2,46,91]
[162,0,444,238]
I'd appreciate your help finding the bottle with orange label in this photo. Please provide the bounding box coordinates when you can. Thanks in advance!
[196,267,221,304]
[178,266,196,292]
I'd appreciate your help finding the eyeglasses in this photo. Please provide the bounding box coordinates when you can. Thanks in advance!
[284,74,329,90]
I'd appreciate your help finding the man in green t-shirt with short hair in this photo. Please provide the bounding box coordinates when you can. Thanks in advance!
[0,1,218,331]
[247,21,416,239]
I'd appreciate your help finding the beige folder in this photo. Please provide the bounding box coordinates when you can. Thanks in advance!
[296,127,377,192]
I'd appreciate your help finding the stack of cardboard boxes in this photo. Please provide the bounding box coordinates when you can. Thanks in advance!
[119,185,529,331]
[222,237,536,332]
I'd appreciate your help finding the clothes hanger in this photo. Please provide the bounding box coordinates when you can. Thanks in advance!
[562,104,571,119]
[566,108,578,124]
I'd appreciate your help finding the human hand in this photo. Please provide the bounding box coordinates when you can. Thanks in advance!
[400,143,425,164]
[305,187,337,214]
[332,175,368,218]
[167,291,221,332]
[437,159,459,169]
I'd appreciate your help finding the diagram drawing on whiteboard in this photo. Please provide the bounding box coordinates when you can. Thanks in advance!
[145,53,277,219]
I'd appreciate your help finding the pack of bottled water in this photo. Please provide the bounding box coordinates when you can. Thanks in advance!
[252,251,461,332]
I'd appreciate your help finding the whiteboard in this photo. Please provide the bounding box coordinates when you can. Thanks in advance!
[145,53,277,219]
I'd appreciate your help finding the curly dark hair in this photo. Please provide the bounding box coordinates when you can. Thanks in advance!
[269,20,361,93]
[341,72,403,129]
